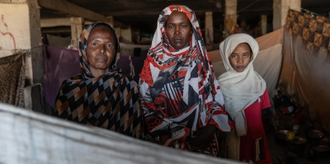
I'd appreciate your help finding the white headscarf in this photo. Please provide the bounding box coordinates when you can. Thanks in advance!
[217,33,266,136]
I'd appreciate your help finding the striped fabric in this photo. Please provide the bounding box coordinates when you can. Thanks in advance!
[55,22,144,139]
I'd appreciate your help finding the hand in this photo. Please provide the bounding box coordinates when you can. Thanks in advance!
[188,124,217,151]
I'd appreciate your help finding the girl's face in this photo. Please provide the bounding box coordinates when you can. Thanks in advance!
[229,43,252,72]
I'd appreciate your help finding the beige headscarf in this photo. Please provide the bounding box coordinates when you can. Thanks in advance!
[217,33,266,136]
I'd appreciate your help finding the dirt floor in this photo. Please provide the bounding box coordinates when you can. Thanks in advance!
[263,110,330,164]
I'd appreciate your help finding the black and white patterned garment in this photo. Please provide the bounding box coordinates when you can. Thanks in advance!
[55,22,144,140]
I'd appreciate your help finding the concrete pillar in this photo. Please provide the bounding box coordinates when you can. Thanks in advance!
[273,0,301,30]
[0,0,42,84]
[105,16,114,28]
[0,0,48,112]
[224,0,237,37]
[205,12,214,45]
[70,17,84,48]
[121,26,132,43]
[261,15,267,35]
[132,29,140,43]
[115,27,121,40]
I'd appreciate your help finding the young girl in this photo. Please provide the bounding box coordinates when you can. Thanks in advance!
[217,33,272,164]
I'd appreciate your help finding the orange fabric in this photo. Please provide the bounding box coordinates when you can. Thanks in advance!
[225,18,236,34]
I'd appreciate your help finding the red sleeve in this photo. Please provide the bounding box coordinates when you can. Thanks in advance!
[261,89,271,109]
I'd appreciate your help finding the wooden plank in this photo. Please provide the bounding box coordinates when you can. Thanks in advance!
[42,28,71,33]
[107,9,230,16]
[108,10,159,16]
[41,19,125,29]
[40,18,71,27]
[38,0,106,21]
[116,0,145,8]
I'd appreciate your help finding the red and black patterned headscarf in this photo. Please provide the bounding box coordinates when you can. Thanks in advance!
[55,22,144,139]
[139,5,234,152]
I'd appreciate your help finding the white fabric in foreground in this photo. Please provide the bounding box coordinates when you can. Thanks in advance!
[0,103,242,164]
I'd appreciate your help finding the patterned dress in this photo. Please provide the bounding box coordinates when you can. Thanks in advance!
[139,5,234,156]
[54,22,144,140]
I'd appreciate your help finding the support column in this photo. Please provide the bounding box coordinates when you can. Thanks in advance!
[105,16,114,28]
[121,25,132,43]
[0,0,43,83]
[273,0,301,30]
[132,29,140,43]
[0,0,43,80]
[261,15,267,35]
[224,0,237,37]
[0,0,46,112]
[70,17,84,48]
[115,27,121,41]
[205,12,213,49]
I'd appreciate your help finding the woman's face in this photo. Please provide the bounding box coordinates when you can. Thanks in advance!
[229,43,252,72]
[165,11,192,50]
[86,26,117,73]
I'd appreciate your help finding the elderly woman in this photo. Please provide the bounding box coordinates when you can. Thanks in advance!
[139,5,234,156]
[55,22,144,140]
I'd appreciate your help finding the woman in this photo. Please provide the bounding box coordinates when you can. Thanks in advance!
[217,33,272,163]
[139,5,234,156]
[55,22,144,140]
